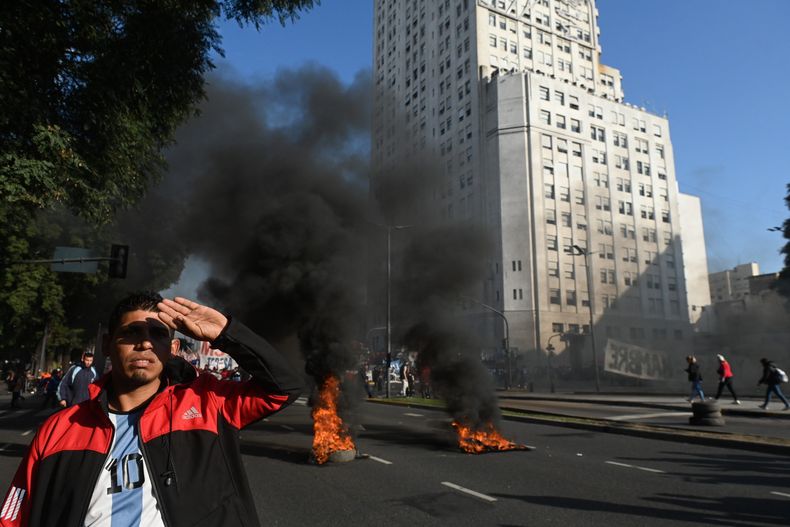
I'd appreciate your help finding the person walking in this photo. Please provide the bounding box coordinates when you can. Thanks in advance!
[684,355,704,402]
[0,292,304,526]
[758,358,790,410]
[714,354,740,404]
[6,368,25,409]
[40,369,62,409]
[57,351,97,407]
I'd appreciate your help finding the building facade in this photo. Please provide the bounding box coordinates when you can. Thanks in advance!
[709,262,760,304]
[372,0,707,370]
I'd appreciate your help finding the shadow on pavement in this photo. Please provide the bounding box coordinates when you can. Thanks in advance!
[616,450,790,489]
[494,493,790,526]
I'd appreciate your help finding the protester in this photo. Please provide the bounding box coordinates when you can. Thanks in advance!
[5,367,25,409]
[757,358,790,410]
[1,292,304,526]
[684,355,704,402]
[40,369,62,409]
[57,351,97,407]
[714,354,740,404]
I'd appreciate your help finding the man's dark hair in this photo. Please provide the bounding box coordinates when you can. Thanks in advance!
[108,291,165,335]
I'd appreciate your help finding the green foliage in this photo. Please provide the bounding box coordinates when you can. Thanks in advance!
[0,0,317,360]
[776,184,790,303]
[1,0,317,223]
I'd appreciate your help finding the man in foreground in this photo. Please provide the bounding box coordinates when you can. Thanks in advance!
[1,292,304,526]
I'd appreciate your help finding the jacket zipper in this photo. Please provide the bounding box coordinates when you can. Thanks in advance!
[78,422,115,523]
[139,410,174,527]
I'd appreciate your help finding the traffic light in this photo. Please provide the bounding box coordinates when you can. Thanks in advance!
[108,244,129,279]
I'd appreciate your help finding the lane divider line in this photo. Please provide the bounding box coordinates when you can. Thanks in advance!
[441,481,497,502]
[369,456,393,465]
[403,413,424,417]
[771,491,790,498]
[21,430,33,437]
[605,460,665,474]
[0,444,10,452]
[280,425,295,431]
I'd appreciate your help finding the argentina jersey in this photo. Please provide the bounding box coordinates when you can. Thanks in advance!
[84,411,166,527]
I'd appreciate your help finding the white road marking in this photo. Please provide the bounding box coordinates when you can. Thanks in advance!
[21,430,33,437]
[771,491,790,498]
[403,412,424,417]
[610,411,692,421]
[0,444,10,452]
[369,456,393,465]
[605,460,665,474]
[441,481,497,502]
[280,425,295,431]
[295,397,308,406]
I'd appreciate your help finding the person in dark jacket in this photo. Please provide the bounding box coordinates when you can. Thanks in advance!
[57,351,97,407]
[684,355,704,402]
[757,358,790,410]
[0,291,304,527]
[40,369,62,409]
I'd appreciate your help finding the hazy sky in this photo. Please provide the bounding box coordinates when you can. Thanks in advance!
[209,0,790,275]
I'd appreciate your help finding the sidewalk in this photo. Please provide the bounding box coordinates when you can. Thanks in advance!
[497,390,790,420]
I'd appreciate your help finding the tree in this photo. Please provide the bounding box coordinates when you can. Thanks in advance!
[1,0,317,223]
[0,0,318,361]
[776,184,790,303]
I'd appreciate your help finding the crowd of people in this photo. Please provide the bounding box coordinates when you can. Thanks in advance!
[684,354,789,410]
[2,353,246,410]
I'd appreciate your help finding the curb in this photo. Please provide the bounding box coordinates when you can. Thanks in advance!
[366,398,790,456]
[497,394,790,420]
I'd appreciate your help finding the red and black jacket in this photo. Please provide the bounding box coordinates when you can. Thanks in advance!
[0,317,304,527]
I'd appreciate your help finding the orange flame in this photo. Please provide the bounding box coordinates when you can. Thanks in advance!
[451,421,527,454]
[311,376,355,464]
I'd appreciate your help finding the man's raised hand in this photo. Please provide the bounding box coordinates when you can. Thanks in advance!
[157,297,229,342]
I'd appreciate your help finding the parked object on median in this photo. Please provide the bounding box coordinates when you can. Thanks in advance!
[689,400,725,426]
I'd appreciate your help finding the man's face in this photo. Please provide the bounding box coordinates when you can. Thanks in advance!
[108,310,179,388]
[83,355,94,368]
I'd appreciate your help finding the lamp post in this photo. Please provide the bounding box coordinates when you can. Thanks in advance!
[382,224,413,398]
[460,295,511,389]
[546,332,565,393]
[569,244,601,393]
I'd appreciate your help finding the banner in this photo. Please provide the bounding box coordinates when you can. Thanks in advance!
[197,341,237,371]
[604,339,673,380]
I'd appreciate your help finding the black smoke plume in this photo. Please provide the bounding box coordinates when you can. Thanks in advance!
[159,66,498,431]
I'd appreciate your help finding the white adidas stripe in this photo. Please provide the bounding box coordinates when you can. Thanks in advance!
[1,487,25,520]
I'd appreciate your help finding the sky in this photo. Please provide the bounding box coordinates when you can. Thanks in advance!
[207,0,790,275]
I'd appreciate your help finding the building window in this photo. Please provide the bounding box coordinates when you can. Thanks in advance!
[540,110,551,125]
[546,209,556,224]
[550,289,561,305]
[595,196,611,211]
[564,263,575,279]
[569,95,579,110]
[570,119,581,133]
[566,290,577,306]
[548,260,559,277]
[618,200,633,216]
[547,234,558,251]
[552,322,564,333]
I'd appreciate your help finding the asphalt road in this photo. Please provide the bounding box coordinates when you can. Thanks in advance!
[2,397,789,526]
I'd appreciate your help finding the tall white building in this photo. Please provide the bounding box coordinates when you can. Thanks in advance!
[372,0,708,368]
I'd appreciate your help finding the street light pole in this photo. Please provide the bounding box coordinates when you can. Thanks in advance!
[572,244,601,393]
[380,224,413,399]
[460,295,511,389]
[386,226,392,399]
[546,332,564,393]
